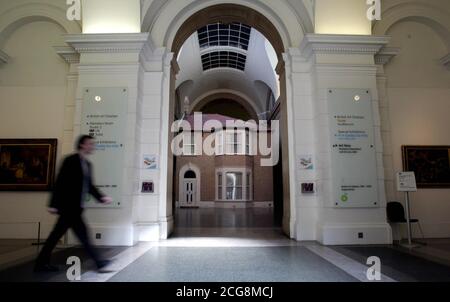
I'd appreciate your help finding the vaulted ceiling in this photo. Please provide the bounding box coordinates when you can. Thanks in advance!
[175,23,279,119]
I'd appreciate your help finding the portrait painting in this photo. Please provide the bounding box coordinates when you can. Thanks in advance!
[0,139,57,191]
[402,145,450,188]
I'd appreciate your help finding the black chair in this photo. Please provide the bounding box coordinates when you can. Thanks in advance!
[386,201,424,239]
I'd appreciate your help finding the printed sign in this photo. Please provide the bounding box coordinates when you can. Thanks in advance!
[81,87,128,208]
[397,172,417,192]
[328,89,379,208]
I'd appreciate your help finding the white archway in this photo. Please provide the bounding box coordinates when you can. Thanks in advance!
[190,89,262,120]
[0,2,81,48]
[373,2,450,50]
[142,0,313,50]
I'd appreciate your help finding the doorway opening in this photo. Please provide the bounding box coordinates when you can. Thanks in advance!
[169,4,291,237]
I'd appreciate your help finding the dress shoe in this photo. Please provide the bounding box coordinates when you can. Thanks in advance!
[96,259,114,273]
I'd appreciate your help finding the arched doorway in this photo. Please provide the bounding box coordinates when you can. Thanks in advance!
[178,166,200,208]
[167,3,292,237]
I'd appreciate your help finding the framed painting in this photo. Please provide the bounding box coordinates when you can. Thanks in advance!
[0,139,57,191]
[402,145,450,188]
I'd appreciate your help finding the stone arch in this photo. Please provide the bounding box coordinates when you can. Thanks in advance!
[0,2,81,48]
[191,90,260,121]
[160,1,295,238]
[373,2,450,50]
[142,0,314,52]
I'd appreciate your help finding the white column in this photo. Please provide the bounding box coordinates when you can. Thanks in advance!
[136,43,176,241]
[66,33,148,246]
[375,48,400,203]
[283,48,317,240]
[299,34,393,245]
[54,46,80,157]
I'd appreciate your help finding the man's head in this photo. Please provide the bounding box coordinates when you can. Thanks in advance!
[76,135,96,155]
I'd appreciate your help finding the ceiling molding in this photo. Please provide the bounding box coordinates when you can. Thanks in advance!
[440,53,450,69]
[299,34,391,59]
[375,47,400,66]
[53,46,80,64]
[65,33,150,54]
[0,49,9,64]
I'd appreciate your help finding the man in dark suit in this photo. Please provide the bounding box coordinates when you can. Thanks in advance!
[34,135,113,272]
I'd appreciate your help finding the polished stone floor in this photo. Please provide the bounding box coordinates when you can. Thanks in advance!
[0,208,450,282]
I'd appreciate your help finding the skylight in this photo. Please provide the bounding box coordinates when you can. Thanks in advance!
[201,51,247,71]
[197,23,251,51]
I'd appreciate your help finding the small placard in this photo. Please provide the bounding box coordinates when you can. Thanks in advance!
[397,172,417,192]
[141,181,154,193]
[143,155,158,170]
[301,183,315,194]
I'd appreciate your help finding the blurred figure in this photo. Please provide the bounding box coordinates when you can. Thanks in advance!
[34,135,113,273]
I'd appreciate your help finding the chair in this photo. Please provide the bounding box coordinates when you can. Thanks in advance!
[386,201,424,239]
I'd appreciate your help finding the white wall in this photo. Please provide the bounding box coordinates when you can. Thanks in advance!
[385,20,450,238]
[82,0,141,34]
[0,21,68,238]
[315,0,372,35]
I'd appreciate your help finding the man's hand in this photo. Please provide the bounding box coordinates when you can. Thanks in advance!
[48,207,58,215]
[101,196,113,204]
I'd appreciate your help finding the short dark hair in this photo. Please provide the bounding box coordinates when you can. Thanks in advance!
[76,135,95,150]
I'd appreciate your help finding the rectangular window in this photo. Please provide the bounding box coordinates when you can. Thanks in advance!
[216,131,224,155]
[183,132,195,155]
[245,130,250,155]
[226,172,243,200]
[225,131,234,154]
[217,172,222,200]
[246,172,251,200]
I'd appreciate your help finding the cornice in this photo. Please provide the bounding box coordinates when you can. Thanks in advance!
[64,33,150,54]
[53,46,80,64]
[375,47,400,65]
[300,34,391,58]
[0,49,10,64]
[440,53,450,69]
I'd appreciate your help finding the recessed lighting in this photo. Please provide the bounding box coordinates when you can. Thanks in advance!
[354,95,360,102]
[95,96,102,102]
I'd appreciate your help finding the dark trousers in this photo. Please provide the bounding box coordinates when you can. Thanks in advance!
[36,214,102,268]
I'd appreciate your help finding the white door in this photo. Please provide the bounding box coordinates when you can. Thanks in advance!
[182,179,197,207]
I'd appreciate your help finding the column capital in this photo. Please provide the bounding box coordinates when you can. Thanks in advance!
[375,47,400,66]
[440,53,450,70]
[0,49,10,64]
[54,46,80,64]
[299,34,390,59]
[64,33,149,54]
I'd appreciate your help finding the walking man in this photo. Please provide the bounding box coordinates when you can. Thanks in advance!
[34,135,113,272]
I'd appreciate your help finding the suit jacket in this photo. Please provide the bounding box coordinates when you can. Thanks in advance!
[49,153,104,216]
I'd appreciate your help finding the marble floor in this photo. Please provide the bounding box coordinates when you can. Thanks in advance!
[0,208,449,282]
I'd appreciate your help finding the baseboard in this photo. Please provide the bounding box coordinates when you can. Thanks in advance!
[318,223,392,245]
[67,224,135,247]
[133,222,160,242]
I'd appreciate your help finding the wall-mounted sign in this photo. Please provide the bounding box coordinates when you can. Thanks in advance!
[81,87,128,208]
[396,172,417,192]
[143,155,158,170]
[327,89,379,208]
[141,181,154,193]
[299,155,314,170]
